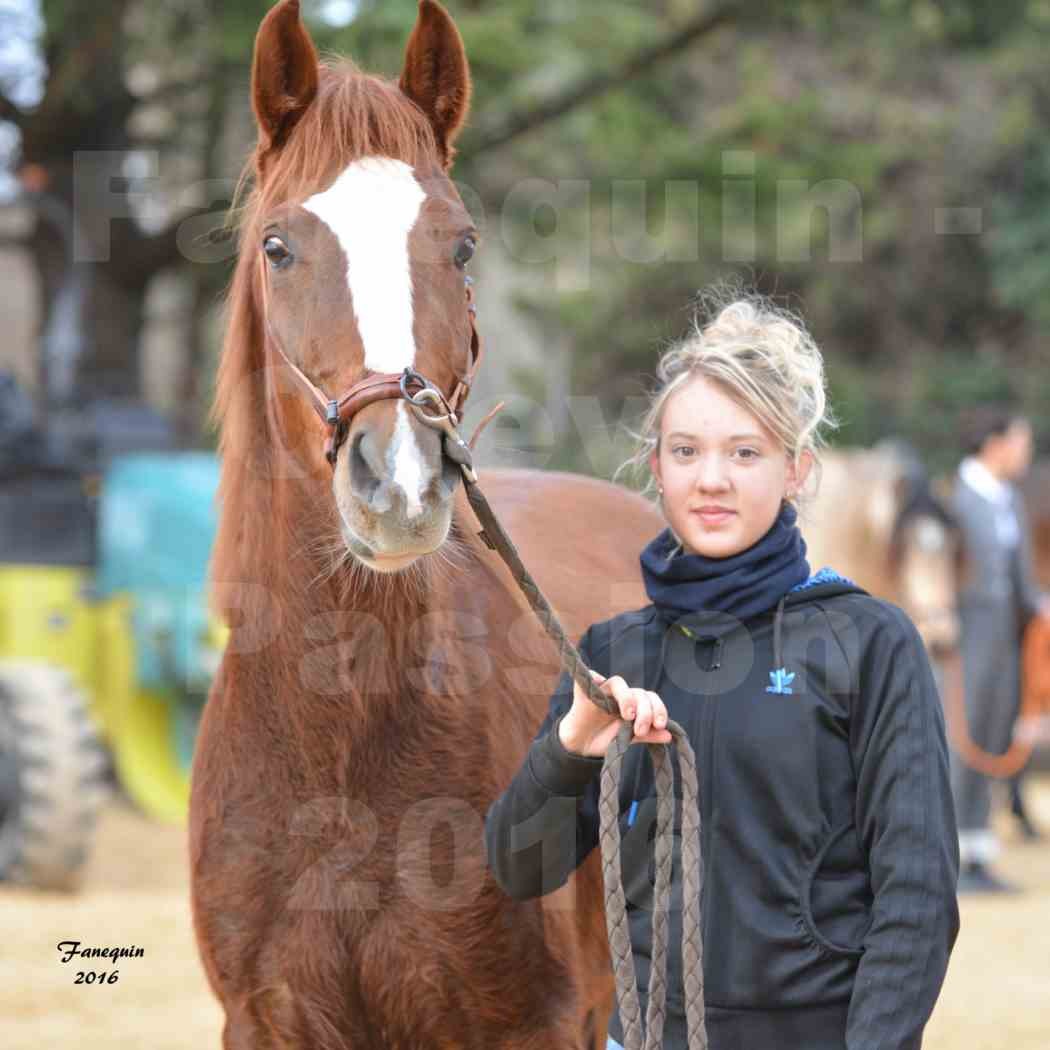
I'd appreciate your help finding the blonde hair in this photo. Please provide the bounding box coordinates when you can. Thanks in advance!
[613,286,839,551]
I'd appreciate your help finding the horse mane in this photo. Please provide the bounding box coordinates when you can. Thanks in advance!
[247,58,438,218]
[210,61,440,618]
[886,462,972,586]
[889,471,958,542]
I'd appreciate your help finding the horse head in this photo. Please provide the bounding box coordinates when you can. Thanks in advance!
[217,0,479,583]
[881,444,969,656]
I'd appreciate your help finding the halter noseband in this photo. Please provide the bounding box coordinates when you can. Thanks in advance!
[258,255,483,469]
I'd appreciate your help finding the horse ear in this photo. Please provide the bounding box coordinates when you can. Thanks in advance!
[399,0,472,169]
[251,0,320,156]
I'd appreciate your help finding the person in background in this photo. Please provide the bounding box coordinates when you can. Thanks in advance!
[950,406,1050,894]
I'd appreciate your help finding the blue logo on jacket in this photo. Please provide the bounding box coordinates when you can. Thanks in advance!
[765,667,795,694]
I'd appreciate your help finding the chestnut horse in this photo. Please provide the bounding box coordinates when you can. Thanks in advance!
[189,2,663,1048]
[800,441,968,654]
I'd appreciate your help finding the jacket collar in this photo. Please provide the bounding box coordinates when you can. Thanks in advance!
[958,457,1012,506]
[646,569,867,690]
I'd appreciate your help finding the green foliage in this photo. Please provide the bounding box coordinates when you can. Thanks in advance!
[419,1,1050,468]
[17,0,1050,461]
[988,139,1050,330]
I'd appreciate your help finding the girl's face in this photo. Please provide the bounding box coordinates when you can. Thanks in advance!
[648,376,811,559]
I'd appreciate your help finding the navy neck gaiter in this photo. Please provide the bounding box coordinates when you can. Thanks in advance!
[640,500,810,622]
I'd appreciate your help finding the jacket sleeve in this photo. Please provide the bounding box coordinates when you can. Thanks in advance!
[484,626,606,901]
[845,603,961,1050]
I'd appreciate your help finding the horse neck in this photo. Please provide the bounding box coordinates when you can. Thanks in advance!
[218,468,540,809]
[233,482,465,704]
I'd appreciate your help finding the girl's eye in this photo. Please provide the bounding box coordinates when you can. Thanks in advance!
[671,446,757,459]
[263,235,293,268]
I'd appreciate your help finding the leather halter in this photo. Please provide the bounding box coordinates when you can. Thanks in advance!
[258,254,483,468]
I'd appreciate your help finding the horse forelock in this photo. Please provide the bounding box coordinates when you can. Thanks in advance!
[249,61,438,221]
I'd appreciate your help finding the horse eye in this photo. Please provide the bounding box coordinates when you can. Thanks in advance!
[454,235,476,269]
[263,235,293,268]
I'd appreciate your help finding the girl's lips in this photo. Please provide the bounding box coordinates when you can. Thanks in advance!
[692,509,735,524]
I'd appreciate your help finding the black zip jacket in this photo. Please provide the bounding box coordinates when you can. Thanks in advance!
[484,577,960,1050]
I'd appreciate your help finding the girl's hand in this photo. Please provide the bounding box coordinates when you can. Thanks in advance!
[558,669,672,757]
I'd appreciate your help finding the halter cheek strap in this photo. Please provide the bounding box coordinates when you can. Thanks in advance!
[258,254,483,467]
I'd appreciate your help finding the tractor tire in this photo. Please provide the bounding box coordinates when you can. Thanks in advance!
[0,663,111,891]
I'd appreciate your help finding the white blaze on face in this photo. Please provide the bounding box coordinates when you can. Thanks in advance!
[303,156,430,520]
[915,517,947,554]
[391,402,425,519]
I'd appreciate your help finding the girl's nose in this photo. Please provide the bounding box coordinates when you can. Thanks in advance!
[696,454,730,490]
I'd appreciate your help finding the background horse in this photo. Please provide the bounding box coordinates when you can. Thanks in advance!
[800,440,968,654]
[188,3,663,1047]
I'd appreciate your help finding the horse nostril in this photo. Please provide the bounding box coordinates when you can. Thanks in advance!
[349,429,382,503]
[346,423,455,519]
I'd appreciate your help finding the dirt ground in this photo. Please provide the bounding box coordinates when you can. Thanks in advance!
[2,778,1049,1049]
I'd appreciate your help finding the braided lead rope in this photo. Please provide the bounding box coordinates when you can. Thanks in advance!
[405,403,709,1046]
[455,465,709,1049]
[676,727,706,1048]
[600,724,671,1050]
[601,721,706,1050]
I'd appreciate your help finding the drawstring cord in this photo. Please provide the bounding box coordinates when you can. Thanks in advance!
[773,594,787,670]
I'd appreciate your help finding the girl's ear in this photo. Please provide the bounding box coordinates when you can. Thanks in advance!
[788,448,815,498]
[399,0,472,169]
[251,0,320,159]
